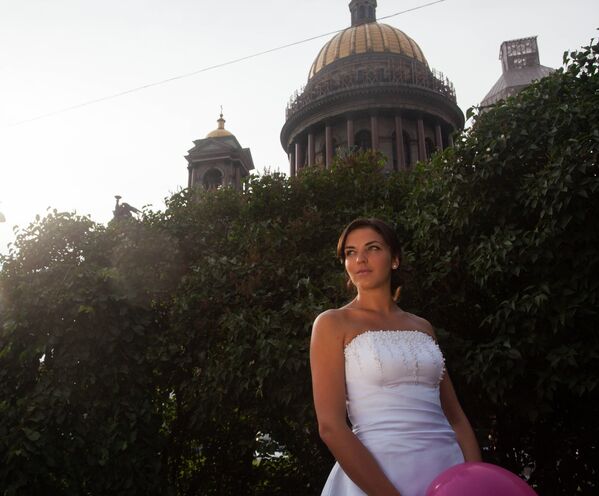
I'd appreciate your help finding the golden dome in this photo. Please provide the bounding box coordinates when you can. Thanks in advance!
[206,113,234,138]
[308,22,428,79]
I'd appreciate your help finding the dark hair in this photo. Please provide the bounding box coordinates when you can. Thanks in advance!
[336,218,403,301]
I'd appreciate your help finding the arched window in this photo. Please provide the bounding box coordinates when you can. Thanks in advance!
[425,137,435,160]
[358,5,365,20]
[354,130,372,151]
[203,168,223,189]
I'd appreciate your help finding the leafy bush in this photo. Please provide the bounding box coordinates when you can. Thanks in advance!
[402,38,599,493]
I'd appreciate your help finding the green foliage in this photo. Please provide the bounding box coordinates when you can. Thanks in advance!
[0,211,178,495]
[159,152,406,495]
[402,37,599,493]
[1,38,598,495]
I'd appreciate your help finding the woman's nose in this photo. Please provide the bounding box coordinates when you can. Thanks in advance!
[356,250,367,262]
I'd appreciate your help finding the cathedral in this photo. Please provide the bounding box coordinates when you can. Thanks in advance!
[185,1,552,190]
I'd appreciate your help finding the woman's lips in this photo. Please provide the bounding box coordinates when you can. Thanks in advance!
[355,269,372,275]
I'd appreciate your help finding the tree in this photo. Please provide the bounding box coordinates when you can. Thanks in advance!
[401,37,599,493]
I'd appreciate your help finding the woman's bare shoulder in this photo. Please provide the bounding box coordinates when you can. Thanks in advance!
[401,310,437,339]
[313,307,351,329]
[311,308,353,342]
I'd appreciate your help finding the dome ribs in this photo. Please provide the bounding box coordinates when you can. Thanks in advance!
[313,43,329,77]
[349,24,358,55]
[324,32,341,68]
[376,23,389,52]
[307,23,428,80]
[354,24,365,54]
[365,22,373,51]
[335,28,349,61]
[384,24,400,53]
[407,37,425,67]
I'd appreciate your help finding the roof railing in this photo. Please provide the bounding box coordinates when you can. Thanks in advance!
[285,61,456,119]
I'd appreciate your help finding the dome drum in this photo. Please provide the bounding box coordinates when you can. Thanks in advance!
[285,56,458,124]
[286,112,454,175]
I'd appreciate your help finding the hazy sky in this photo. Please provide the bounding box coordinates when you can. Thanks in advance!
[1,0,597,253]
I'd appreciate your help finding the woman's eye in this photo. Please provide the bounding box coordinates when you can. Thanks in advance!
[369,245,380,250]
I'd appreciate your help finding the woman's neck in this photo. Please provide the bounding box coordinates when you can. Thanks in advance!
[351,289,398,315]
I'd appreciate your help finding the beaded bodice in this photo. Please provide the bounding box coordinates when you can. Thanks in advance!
[344,330,445,387]
[343,330,452,442]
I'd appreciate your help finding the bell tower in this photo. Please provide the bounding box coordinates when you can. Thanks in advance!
[185,112,254,191]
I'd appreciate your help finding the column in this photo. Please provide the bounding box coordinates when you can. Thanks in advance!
[295,141,303,172]
[435,124,443,151]
[307,132,315,166]
[394,115,405,170]
[371,115,379,151]
[417,118,426,162]
[347,118,355,148]
[289,149,296,176]
[325,125,333,168]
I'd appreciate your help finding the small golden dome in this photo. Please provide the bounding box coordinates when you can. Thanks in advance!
[308,22,428,79]
[206,113,234,138]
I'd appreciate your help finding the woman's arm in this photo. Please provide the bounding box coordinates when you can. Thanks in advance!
[439,370,482,461]
[419,320,482,462]
[310,311,402,496]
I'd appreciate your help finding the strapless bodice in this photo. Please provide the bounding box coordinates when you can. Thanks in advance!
[344,330,445,387]
[343,330,453,444]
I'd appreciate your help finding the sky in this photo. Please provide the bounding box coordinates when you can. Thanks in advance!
[1,0,597,253]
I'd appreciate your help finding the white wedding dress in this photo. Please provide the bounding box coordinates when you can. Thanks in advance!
[321,330,464,496]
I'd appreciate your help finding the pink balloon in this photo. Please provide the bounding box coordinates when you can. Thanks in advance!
[426,462,538,496]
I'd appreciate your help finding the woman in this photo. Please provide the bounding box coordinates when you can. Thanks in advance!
[310,218,481,496]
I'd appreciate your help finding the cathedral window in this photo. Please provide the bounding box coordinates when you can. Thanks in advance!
[355,130,372,151]
[425,137,435,160]
[203,168,224,190]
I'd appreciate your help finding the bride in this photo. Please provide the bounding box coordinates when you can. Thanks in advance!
[310,218,481,496]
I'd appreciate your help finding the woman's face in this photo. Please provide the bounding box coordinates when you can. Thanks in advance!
[343,227,398,292]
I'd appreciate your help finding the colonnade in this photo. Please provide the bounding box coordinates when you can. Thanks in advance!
[288,113,454,176]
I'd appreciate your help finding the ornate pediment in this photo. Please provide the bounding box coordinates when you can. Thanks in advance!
[187,136,242,157]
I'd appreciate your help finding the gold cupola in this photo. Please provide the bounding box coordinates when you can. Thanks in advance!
[308,0,428,79]
[206,112,234,138]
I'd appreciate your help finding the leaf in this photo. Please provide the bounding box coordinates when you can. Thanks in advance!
[22,428,41,442]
